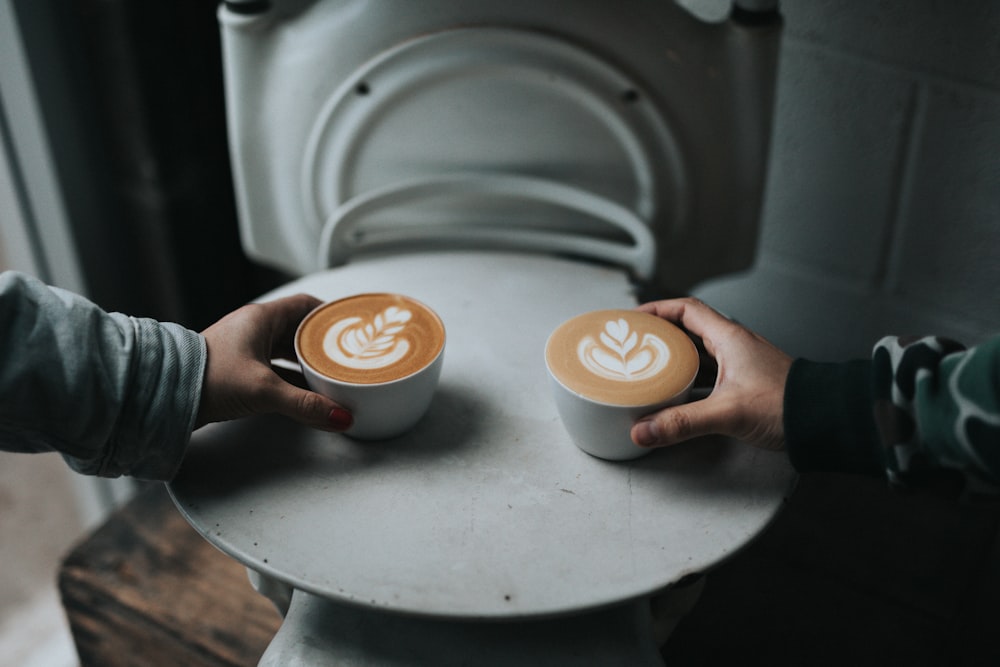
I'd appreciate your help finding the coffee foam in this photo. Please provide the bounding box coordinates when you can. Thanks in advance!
[545,309,697,406]
[297,293,445,385]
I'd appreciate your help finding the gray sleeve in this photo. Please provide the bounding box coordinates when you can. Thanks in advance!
[0,271,206,480]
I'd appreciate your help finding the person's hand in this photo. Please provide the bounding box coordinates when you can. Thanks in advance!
[630,298,791,450]
[196,294,353,432]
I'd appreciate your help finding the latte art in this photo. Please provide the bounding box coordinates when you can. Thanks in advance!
[324,306,413,370]
[297,294,445,385]
[545,309,697,406]
[578,318,671,382]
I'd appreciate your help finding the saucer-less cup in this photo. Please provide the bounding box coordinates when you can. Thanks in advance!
[545,309,699,460]
[295,293,446,440]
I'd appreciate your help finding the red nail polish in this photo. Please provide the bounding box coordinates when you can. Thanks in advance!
[328,408,353,431]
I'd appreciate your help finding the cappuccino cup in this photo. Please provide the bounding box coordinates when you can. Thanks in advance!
[295,293,446,440]
[545,309,698,460]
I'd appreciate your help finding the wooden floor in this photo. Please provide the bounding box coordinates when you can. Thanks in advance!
[59,485,280,667]
[59,474,1000,666]
[0,453,83,667]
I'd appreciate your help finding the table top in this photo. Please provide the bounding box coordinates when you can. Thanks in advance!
[168,250,794,620]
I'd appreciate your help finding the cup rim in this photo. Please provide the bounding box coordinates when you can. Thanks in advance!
[543,309,698,408]
[294,292,446,387]
[544,359,696,409]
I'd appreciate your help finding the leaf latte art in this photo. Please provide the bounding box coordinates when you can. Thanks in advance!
[324,306,413,370]
[578,318,670,382]
[297,294,445,385]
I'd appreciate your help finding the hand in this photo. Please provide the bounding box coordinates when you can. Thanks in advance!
[196,294,353,432]
[630,298,791,450]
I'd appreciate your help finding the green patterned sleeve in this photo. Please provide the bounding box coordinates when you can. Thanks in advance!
[872,335,1000,488]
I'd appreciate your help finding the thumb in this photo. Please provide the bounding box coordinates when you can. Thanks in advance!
[631,397,732,448]
[265,379,354,432]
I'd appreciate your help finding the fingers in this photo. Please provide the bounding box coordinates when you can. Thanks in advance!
[636,298,736,358]
[264,376,353,432]
[249,293,324,361]
[632,297,791,451]
[631,396,736,448]
[258,293,324,322]
[198,293,358,432]
[256,295,353,432]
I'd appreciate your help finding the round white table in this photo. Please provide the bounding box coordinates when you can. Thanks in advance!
[169,251,794,665]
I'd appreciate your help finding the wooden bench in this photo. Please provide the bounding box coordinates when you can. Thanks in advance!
[58,484,281,667]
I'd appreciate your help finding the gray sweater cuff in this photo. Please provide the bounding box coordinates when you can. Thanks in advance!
[93,318,206,481]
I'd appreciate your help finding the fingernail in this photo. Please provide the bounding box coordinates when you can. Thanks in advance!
[328,408,353,431]
[632,420,660,447]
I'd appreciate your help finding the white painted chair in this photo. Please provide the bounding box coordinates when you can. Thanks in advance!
[220,0,781,294]
[168,2,793,664]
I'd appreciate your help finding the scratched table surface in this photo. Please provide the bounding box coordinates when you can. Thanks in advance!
[169,250,794,620]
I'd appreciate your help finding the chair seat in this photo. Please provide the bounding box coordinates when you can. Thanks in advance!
[168,250,794,619]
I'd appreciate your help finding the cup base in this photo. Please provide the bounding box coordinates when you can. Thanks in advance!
[574,441,653,461]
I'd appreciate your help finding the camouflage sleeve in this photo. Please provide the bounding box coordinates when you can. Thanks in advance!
[784,334,1000,491]
[872,335,1000,488]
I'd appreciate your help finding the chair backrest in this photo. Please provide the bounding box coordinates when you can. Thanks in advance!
[220,0,781,294]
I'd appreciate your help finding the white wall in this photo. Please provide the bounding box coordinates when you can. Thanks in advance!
[695,0,1000,360]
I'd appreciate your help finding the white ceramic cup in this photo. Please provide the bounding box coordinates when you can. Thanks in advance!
[295,293,446,440]
[545,309,698,461]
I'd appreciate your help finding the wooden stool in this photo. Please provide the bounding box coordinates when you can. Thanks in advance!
[58,484,281,667]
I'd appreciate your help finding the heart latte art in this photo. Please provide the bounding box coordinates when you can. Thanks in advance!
[297,294,445,385]
[578,318,671,382]
[546,309,698,406]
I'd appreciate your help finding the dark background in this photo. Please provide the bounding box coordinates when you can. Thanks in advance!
[14,0,285,330]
